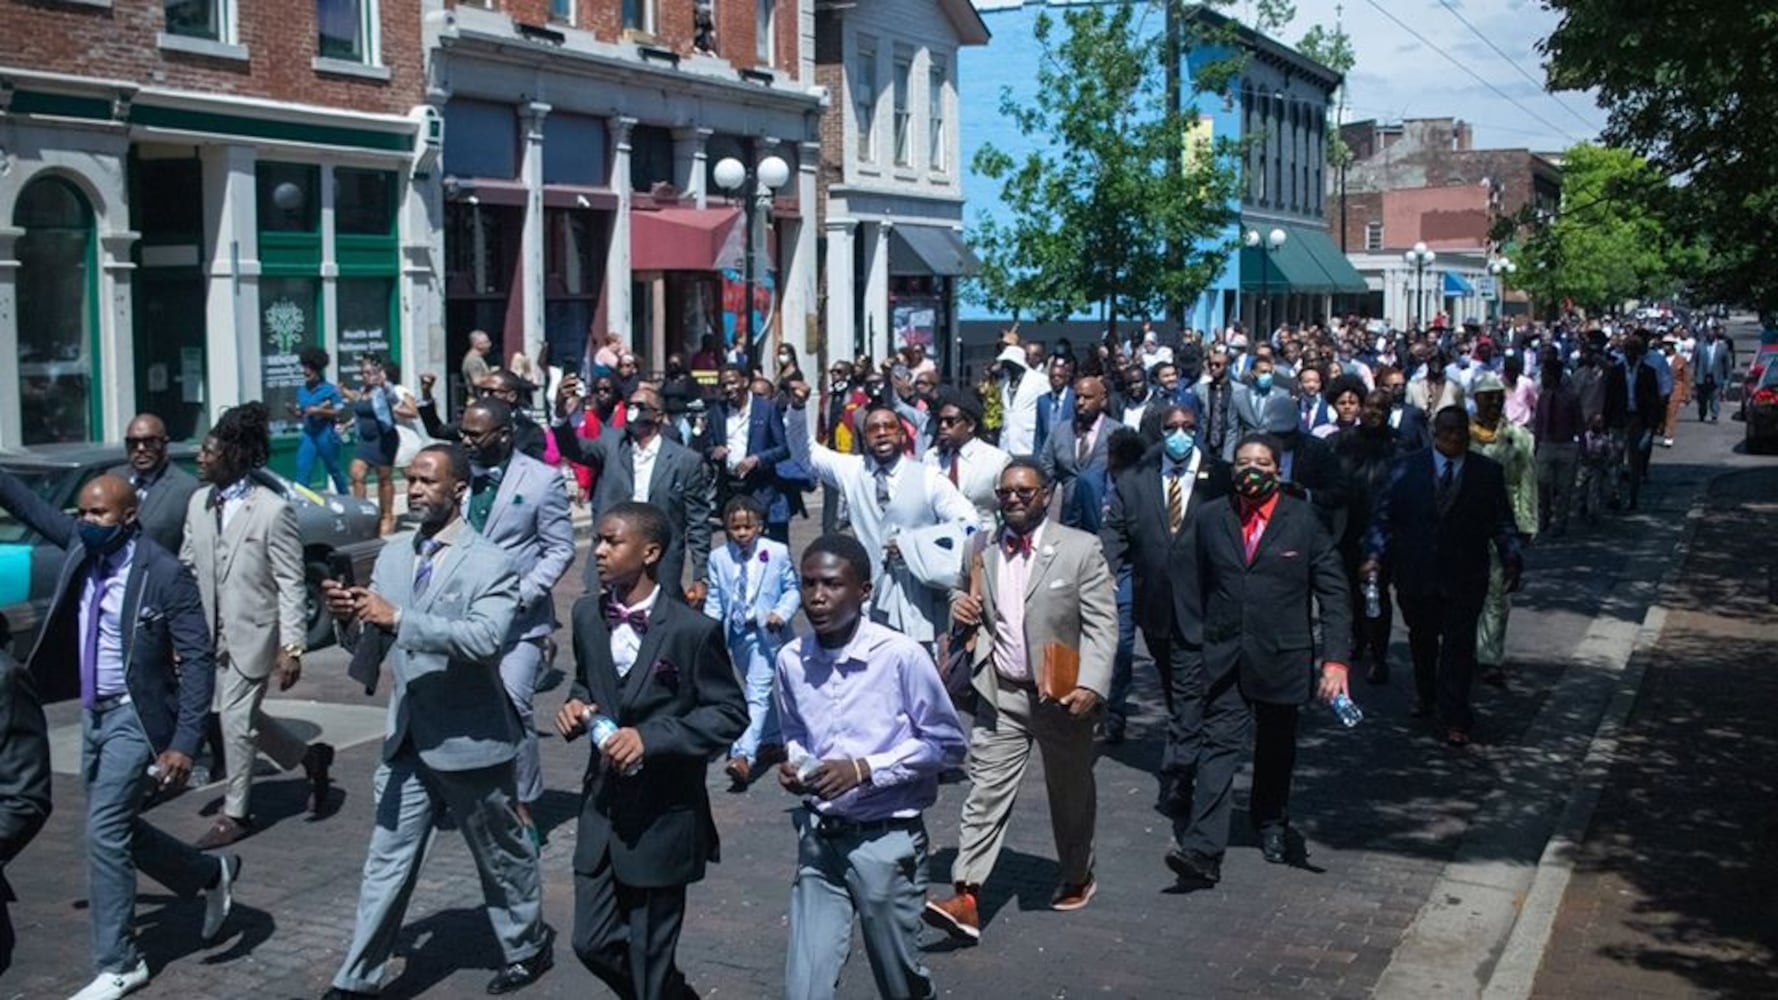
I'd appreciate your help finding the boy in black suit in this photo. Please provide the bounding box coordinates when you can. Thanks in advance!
[555,502,747,1000]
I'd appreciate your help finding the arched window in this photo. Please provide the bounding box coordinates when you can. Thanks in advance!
[14,176,98,444]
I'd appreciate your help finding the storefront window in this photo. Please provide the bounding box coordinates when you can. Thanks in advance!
[257,162,321,233]
[336,278,395,379]
[335,167,395,235]
[14,177,97,445]
[259,276,322,436]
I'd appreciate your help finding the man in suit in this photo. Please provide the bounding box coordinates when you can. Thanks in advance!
[923,388,1011,533]
[321,445,552,999]
[0,646,51,976]
[1364,408,1522,746]
[1376,366,1432,453]
[1228,355,1287,450]
[1602,333,1664,510]
[924,460,1117,941]
[1189,346,1240,462]
[996,346,1047,456]
[1038,376,1121,529]
[419,368,550,462]
[1033,356,1076,455]
[1260,395,1349,533]
[554,381,715,602]
[1165,434,1352,885]
[0,470,237,1000]
[109,413,201,556]
[708,366,792,541]
[458,398,576,836]
[1407,355,1465,417]
[181,403,332,849]
[1100,403,1229,761]
[1693,327,1732,422]
[554,502,747,1000]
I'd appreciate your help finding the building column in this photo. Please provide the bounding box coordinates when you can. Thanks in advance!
[404,168,442,387]
[519,101,550,366]
[778,140,819,376]
[97,228,141,436]
[672,126,713,208]
[201,144,260,421]
[606,116,636,349]
[862,221,891,360]
[823,216,857,361]
[0,226,22,447]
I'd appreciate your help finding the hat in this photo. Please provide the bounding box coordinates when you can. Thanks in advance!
[1470,372,1506,395]
[996,345,1028,368]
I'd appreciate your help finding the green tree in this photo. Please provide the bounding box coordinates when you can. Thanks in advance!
[1541,1,1778,309]
[967,2,1244,335]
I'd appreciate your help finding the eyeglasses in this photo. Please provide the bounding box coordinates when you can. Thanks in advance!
[993,486,1041,501]
[935,414,967,427]
[124,436,166,450]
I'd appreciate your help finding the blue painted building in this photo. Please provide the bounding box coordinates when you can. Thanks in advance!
[960,1,1364,355]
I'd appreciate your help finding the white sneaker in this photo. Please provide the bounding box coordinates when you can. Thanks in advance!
[67,960,149,1000]
[1661,437,1674,447]
[202,854,241,941]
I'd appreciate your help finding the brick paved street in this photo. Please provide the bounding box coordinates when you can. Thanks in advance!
[6,418,1766,1000]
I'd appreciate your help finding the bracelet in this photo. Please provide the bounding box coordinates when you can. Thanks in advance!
[851,758,865,785]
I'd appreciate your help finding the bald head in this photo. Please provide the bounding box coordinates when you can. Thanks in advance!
[124,413,171,475]
[79,474,139,524]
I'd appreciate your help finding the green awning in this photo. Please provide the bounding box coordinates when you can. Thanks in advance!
[1239,224,1369,295]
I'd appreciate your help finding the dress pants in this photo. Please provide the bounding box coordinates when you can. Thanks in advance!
[728,627,782,762]
[1164,643,1207,790]
[331,751,545,994]
[215,653,309,819]
[1697,379,1719,421]
[571,853,690,1000]
[83,704,221,974]
[1398,588,1486,732]
[1341,546,1393,669]
[497,638,546,805]
[1536,442,1579,531]
[1173,664,1298,860]
[952,675,1097,889]
[1476,552,1513,670]
[785,810,933,1000]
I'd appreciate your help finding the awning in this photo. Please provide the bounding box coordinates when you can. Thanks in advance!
[1443,271,1476,296]
[889,225,981,277]
[630,206,743,272]
[1239,223,1369,294]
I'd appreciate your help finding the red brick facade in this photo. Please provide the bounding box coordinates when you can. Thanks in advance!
[460,0,801,78]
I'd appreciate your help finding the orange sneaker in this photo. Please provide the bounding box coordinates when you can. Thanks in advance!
[922,886,981,942]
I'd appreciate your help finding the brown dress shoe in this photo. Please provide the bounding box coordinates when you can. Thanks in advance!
[921,886,980,941]
[194,814,252,850]
[725,756,751,789]
[1051,877,1097,911]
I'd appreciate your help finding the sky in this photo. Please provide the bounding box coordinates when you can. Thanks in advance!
[1247,0,1608,154]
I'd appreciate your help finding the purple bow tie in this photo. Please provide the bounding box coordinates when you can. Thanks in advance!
[605,603,649,635]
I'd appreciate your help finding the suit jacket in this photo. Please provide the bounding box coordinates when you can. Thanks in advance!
[969,523,1117,706]
[470,451,575,642]
[1034,388,1076,454]
[180,480,306,672]
[341,524,524,772]
[1280,432,1349,533]
[569,591,746,888]
[556,426,715,593]
[1693,339,1733,386]
[703,538,800,640]
[1408,375,1465,417]
[0,469,214,755]
[1387,404,1432,454]
[1602,360,1664,428]
[1101,448,1230,637]
[1364,448,1520,600]
[108,462,200,556]
[1172,494,1351,705]
[709,397,790,510]
[1230,385,1286,442]
[1037,415,1123,528]
[418,398,549,462]
[922,438,1011,533]
[0,653,51,907]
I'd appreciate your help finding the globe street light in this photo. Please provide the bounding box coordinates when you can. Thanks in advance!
[714,153,792,368]
[1245,226,1289,332]
[1488,256,1517,324]
[1404,241,1437,332]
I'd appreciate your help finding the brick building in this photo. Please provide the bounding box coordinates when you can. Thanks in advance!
[0,0,429,451]
[1329,117,1561,326]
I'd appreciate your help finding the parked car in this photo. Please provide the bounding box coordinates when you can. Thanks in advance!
[0,443,384,658]
[1744,361,1778,453]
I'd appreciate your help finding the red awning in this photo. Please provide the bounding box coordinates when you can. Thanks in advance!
[630,206,743,272]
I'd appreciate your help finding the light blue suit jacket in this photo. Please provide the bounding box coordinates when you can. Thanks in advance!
[703,538,800,643]
[470,450,575,641]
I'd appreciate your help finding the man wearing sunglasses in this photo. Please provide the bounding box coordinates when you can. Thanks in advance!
[107,413,200,556]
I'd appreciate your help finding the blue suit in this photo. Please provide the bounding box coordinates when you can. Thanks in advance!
[703,538,800,762]
[1035,387,1075,454]
[712,398,791,524]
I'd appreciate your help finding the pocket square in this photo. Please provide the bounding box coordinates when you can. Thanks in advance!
[1279,549,1301,558]
[1048,579,1069,590]
[650,657,681,692]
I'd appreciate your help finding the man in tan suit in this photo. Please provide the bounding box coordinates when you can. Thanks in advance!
[922,458,1117,943]
[181,403,333,849]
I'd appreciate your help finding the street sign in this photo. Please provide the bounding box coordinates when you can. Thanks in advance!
[1477,276,1499,300]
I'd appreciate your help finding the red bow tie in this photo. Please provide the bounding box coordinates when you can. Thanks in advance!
[1003,532,1034,557]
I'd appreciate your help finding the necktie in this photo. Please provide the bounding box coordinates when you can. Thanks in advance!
[1437,459,1456,512]
[947,450,960,487]
[1167,469,1185,535]
[874,463,892,510]
[732,549,752,630]
[132,476,147,503]
[605,602,650,635]
[1003,532,1033,557]
[81,555,113,709]
[211,488,225,535]
[1242,514,1263,563]
[1076,429,1091,467]
[413,537,441,598]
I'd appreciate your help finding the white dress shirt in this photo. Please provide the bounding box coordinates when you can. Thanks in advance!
[724,400,751,473]
[1159,449,1203,512]
[610,583,662,678]
[991,522,1044,683]
[630,433,662,502]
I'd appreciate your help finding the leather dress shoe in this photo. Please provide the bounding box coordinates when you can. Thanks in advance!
[1164,846,1221,885]
[486,927,555,994]
[922,885,981,941]
[303,742,335,814]
[1260,826,1288,864]
[194,814,252,850]
[725,756,751,790]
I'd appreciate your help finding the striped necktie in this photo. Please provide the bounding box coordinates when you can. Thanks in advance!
[1167,468,1184,535]
[413,537,441,598]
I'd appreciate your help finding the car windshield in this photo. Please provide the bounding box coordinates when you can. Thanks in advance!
[1760,362,1778,390]
[0,466,69,544]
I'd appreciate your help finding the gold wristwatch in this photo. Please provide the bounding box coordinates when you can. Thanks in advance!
[283,643,305,660]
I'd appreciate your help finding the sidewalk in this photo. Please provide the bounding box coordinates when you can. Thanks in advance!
[1531,466,1778,998]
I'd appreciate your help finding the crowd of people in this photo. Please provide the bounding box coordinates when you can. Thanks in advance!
[0,309,1738,1000]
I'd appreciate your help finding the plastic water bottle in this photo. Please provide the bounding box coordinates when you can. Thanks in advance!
[585,709,643,777]
[1363,574,1383,619]
[1330,692,1364,728]
[786,740,824,783]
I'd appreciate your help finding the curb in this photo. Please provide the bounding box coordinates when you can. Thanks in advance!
[1477,477,1715,999]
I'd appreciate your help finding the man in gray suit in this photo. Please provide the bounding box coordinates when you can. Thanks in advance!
[552,380,714,603]
[1692,327,1733,422]
[110,413,200,556]
[458,398,575,836]
[1037,376,1121,528]
[320,444,553,999]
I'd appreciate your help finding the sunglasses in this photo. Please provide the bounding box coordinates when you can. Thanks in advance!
[993,486,1041,501]
[125,436,166,450]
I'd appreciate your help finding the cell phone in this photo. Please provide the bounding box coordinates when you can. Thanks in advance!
[328,551,356,588]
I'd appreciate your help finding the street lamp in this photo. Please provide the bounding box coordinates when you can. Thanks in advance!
[1245,226,1288,333]
[713,153,792,369]
[1404,241,1437,332]
[1488,256,1517,325]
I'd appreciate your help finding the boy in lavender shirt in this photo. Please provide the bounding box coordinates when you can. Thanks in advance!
[775,534,967,1000]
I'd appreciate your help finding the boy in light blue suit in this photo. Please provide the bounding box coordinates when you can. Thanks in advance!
[705,496,800,790]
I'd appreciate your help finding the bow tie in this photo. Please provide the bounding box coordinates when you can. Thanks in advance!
[604,603,649,635]
[1002,532,1034,557]
[471,465,504,487]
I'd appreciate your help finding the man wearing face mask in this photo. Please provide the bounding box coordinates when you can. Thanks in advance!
[1230,355,1282,444]
[0,469,236,999]
[1376,366,1431,453]
[554,383,715,604]
[1100,404,1229,763]
[458,398,575,841]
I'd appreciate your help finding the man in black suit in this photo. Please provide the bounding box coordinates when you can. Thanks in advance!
[0,470,236,999]
[1364,407,1522,746]
[1376,367,1432,454]
[418,369,550,462]
[553,380,716,603]
[1100,403,1228,755]
[555,502,747,1000]
[0,649,51,976]
[708,366,791,541]
[1260,395,1348,532]
[1165,433,1351,885]
[1601,333,1664,510]
[109,413,201,556]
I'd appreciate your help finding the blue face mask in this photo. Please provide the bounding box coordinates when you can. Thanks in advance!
[78,520,132,556]
[1255,372,1274,392]
[1163,428,1195,461]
